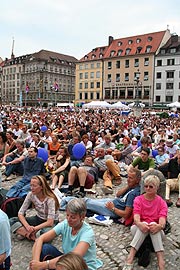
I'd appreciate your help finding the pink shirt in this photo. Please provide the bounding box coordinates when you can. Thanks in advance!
[133,194,168,224]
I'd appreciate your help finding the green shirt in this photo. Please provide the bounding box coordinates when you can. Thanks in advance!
[132,157,155,171]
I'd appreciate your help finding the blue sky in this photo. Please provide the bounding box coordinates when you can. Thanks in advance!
[0,0,179,60]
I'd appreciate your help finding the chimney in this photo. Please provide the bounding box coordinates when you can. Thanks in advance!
[108,36,114,46]
[171,34,178,44]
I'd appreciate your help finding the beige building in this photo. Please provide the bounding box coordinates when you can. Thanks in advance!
[1,50,77,106]
[75,30,171,106]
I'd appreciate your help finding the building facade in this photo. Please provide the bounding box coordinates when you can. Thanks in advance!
[75,30,171,106]
[154,35,180,104]
[1,50,77,107]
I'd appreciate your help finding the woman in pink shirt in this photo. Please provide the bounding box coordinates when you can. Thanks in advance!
[123,175,167,270]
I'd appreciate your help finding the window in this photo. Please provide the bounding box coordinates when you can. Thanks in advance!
[157,60,162,66]
[90,92,94,99]
[166,96,173,102]
[84,82,88,89]
[128,39,133,44]
[167,59,175,65]
[96,92,100,99]
[116,60,120,68]
[91,54,96,59]
[170,48,176,53]
[99,53,103,58]
[136,47,142,54]
[96,71,100,78]
[96,62,100,68]
[116,73,120,82]
[90,72,94,78]
[166,71,174,79]
[126,48,131,55]
[144,58,149,66]
[79,73,83,79]
[125,73,129,81]
[118,50,123,56]
[90,82,94,88]
[85,64,88,69]
[79,83,82,89]
[79,93,82,99]
[125,60,129,68]
[156,72,161,79]
[134,59,139,67]
[110,50,115,57]
[91,63,94,69]
[146,46,152,53]
[147,36,153,42]
[144,72,149,81]
[156,83,161,90]
[179,82,180,89]
[118,41,122,46]
[156,96,161,102]
[84,55,88,60]
[160,49,166,54]
[136,38,141,43]
[166,83,173,89]
[96,82,100,88]
[85,93,88,99]
[84,72,88,79]
[108,62,112,69]
[107,74,111,82]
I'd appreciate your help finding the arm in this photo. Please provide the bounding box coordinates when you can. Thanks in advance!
[116,186,129,197]
[149,217,166,234]
[105,201,133,219]
[0,253,6,265]
[53,157,70,174]
[134,213,150,233]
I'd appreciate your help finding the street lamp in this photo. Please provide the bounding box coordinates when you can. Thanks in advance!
[133,69,142,117]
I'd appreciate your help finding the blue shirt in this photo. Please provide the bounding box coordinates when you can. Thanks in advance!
[113,186,140,209]
[54,219,102,270]
[23,156,45,180]
[0,210,11,258]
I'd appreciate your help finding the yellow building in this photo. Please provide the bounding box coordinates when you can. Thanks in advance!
[75,30,171,106]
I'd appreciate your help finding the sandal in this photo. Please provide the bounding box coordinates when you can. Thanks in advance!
[122,263,133,270]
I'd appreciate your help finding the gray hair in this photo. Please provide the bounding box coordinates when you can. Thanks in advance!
[66,198,86,216]
[144,175,160,189]
[15,139,25,147]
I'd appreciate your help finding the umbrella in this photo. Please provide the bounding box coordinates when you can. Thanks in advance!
[166,101,180,108]
[128,102,145,108]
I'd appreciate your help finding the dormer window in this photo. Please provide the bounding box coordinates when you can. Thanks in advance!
[110,50,115,57]
[84,55,88,60]
[99,53,103,58]
[91,54,96,59]
[160,49,166,54]
[118,41,122,46]
[118,50,123,56]
[125,48,131,55]
[170,48,176,53]
[136,47,142,54]
[128,39,133,45]
[146,46,152,53]
[136,38,141,44]
[147,36,153,42]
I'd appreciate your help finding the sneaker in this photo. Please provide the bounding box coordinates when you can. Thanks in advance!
[65,190,73,197]
[0,165,6,174]
[165,199,173,207]
[6,174,16,181]
[74,191,86,198]
[102,186,113,195]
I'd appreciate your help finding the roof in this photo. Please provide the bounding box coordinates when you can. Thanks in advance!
[32,49,78,64]
[79,30,167,62]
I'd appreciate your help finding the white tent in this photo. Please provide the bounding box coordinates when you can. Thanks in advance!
[56,103,74,107]
[128,102,145,108]
[82,101,112,108]
[166,101,180,108]
[111,101,129,109]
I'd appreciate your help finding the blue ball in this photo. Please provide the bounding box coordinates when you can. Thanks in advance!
[37,148,48,162]
[72,143,86,160]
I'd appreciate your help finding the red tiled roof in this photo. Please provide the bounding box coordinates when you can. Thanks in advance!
[79,30,167,62]
[32,49,78,63]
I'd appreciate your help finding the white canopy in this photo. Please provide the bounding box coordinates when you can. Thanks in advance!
[111,101,129,109]
[128,102,145,108]
[82,101,112,108]
[166,101,180,108]
[56,103,74,107]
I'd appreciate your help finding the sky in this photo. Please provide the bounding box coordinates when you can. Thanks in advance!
[0,0,180,61]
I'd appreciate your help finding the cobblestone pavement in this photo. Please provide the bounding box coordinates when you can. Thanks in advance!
[2,176,180,270]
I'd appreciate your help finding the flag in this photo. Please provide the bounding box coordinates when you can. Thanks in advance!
[53,80,59,92]
[25,82,30,93]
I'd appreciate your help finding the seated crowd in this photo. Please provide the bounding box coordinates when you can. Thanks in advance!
[1,107,180,270]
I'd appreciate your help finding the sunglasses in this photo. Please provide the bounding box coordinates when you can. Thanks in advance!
[144,185,154,189]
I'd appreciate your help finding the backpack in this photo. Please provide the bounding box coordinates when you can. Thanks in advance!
[1,197,25,218]
[0,188,8,206]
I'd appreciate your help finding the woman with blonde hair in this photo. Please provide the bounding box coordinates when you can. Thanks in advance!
[10,175,59,241]
[123,175,168,270]
[56,252,88,270]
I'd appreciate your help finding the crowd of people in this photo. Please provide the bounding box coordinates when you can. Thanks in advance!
[0,105,180,270]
